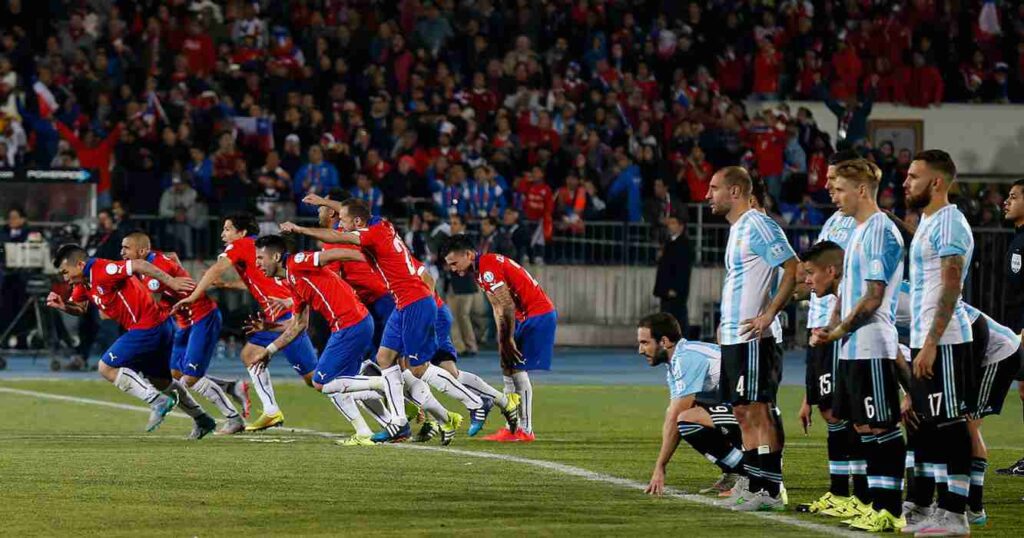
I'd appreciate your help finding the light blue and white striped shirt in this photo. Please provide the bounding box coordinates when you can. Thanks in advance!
[720,209,797,345]
[808,211,858,328]
[667,340,722,401]
[840,212,904,360]
[909,205,974,348]
[963,303,1021,367]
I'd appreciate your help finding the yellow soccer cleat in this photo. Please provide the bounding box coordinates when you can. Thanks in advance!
[843,507,879,528]
[500,393,522,434]
[336,434,375,446]
[849,509,905,533]
[822,495,871,519]
[245,411,285,432]
[803,492,850,515]
[439,412,464,446]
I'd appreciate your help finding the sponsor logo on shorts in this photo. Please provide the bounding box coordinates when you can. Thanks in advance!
[1013,253,1021,274]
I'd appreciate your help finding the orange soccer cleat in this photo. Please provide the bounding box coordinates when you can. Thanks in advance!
[514,430,536,443]
[482,428,517,442]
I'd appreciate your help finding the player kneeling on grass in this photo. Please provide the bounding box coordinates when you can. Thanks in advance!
[47,244,216,438]
[444,234,558,442]
[250,235,395,446]
[797,241,873,514]
[120,232,248,435]
[637,313,746,496]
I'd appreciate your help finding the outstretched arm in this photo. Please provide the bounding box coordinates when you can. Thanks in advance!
[174,256,233,311]
[250,305,309,372]
[646,396,694,495]
[315,248,366,265]
[131,259,195,293]
[280,222,360,245]
[301,193,344,215]
[46,292,88,316]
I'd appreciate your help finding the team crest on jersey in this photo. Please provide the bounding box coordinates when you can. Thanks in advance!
[294,252,306,263]
[482,271,495,283]
[147,279,161,291]
[1013,253,1022,273]
[769,243,785,259]
[870,260,883,276]
[105,263,120,275]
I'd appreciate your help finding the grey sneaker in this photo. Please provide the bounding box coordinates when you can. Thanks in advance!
[732,490,786,512]
[187,414,217,440]
[146,393,178,432]
[700,473,741,495]
[215,415,246,435]
[914,509,969,537]
[901,503,936,533]
[716,476,751,508]
[966,508,987,526]
[903,508,944,534]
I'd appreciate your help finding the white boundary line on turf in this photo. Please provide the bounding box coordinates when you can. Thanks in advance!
[0,386,858,537]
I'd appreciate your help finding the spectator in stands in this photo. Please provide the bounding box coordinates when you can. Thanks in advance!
[908,52,944,107]
[516,166,554,259]
[782,123,807,201]
[437,164,470,217]
[54,120,121,207]
[478,216,514,257]
[653,215,693,337]
[158,174,200,259]
[294,144,339,216]
[678,145,713,203]
[607,153,643,222]
[350,172,384,217]
[554,171,587,235]
[187,146,214,202]
[501,207,532,264]
[745,109,787,201]
[646,178,681,227]
[469,165,507,220]
[822,84,874,148]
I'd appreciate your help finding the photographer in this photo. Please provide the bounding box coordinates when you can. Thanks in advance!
[0,206,31,348]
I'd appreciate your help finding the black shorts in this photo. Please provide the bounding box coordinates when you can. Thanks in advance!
[697,402,737,427]
[833,359,901,428]
[806,337,840,410]
[720,338,782,404]
[972,346,1023,418]
[910,343,974,422]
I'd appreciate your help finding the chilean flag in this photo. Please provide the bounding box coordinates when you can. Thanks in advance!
[33,81,58,119]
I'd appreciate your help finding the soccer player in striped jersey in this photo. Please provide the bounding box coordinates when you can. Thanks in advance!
[706,166,798,512]
[900,150,975,537]
[120,232,247,435]
[47,245,199,434]
[282,197,488,443]
[175,214,320,431]
[809,159,908,532]
[637,313,745,497]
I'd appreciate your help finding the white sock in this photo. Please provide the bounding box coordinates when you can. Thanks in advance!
[113,368,161,404]
[164,380,206,418]
[328,393,373,436]
[358,399,391,427]
[512,371,533,433]
[381,365,407,426]
[204,375,234,392]
[403,370,448,423]
[458,370,508,407]
[321,376,383,394]
[503,375,516,395]
[421,364,482,410]
[193,377,240,419]
[247,365,280,416]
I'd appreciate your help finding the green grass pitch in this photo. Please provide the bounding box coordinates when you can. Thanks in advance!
[1,380,1022,536]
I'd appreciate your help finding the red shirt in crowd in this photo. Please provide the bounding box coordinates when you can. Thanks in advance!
[55,122,121,195]
[221,236,295,322]
[475,253,555,321]
[283,251,369,332]
[356,217,432,309]
[683,160,714,202]
[908,65,944,107]
[753,49,781,94]
[71,258,166,331]
[744,125,786,177]
[517,178,554,240]
[806,152,829,193]
[182,33,216,76]
[137,251,216,329]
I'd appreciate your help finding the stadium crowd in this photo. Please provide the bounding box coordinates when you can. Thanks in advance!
[0,0,1020,256]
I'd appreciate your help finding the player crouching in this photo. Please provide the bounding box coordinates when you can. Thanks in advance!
[637,313,747,497]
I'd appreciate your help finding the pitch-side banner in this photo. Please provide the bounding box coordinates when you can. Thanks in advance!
[0,168,97,183]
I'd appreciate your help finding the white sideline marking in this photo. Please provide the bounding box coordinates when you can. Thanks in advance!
[0,386,858,537]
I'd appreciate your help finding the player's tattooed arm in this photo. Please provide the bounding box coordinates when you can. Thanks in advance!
[175,256,233,311]
[253,305,309,371]
[647,396,692,495]
[46,292,87,315]
[831,281,884,340]
[280,222,360,245]
[485,286,524,366]
[131,259,195,293]
[926,255,965,346]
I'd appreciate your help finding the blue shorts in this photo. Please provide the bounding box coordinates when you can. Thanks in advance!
[514,311,557,371]
[432,302,458,364]
[248,313,318,376]
[381,296,438,366]
[170,309,223,377]
[369,294,396,349]
[313,315,374,384]
[102,320,174,379]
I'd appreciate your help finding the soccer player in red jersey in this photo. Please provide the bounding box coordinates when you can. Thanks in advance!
[282,197,488,442]
[175,214,319,431]
[445,234,558,442]
[120,231,248,435]
[249,235,399,445]
[46,244,212,436]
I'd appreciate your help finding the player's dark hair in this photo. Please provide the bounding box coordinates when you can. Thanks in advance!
[341,198,371,222]
[828,149,861,166]
[1010,178,1024,192]
[53,243,87,269]
[444,234,477,255]
[913,149,957,182]
[483,216,499,228]
[225,213,259,236]
[718,166,752,196]
[326,187,349,202]
[254,234,288,256]
[801,240,843,265]
[638,313,682,344]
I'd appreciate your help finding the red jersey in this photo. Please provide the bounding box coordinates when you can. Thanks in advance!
[322,241,389,305]
[409,256,446,309]
[475,253,554,321]
[356,218,431,309]
[136,251,216,329]
[71,258,167,331]
[284,251,368,331]
[220,236,294,321]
